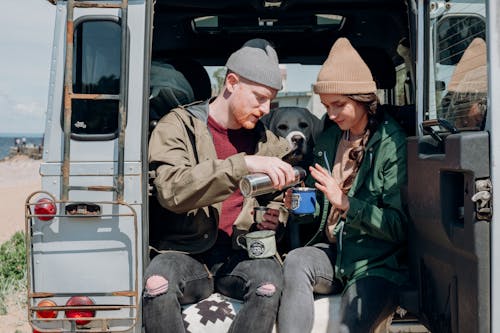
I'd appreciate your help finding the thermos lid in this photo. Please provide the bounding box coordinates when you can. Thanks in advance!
[240,178,253,197]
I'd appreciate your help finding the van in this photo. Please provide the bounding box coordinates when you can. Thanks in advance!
[26,0,496,332]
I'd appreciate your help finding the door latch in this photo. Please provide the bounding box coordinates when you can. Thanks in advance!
[471,178,492,221]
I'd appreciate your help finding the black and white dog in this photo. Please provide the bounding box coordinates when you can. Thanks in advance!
[262,106,323,167]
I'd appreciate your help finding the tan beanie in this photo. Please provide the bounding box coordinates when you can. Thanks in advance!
[313,38,376,94]
[448,37,487,93]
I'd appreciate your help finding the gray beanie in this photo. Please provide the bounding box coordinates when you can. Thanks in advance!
[225,38,282,90]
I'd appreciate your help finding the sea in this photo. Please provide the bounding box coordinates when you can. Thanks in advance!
[0,134,44,160]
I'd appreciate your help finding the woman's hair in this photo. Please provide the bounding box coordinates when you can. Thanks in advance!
[348,92,384,135]
[344,93,381,167]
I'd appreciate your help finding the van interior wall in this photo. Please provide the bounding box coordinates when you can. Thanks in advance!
[150,0,409,72]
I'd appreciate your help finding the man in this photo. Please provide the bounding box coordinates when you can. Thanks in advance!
[144,39,295,333]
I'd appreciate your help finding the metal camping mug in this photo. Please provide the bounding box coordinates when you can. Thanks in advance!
[236,230,277,259]
[253,206,268,224]
[290,187,316,214]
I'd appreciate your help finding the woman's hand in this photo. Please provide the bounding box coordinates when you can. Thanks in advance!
[309,163,349,211]
[254,208,280,231]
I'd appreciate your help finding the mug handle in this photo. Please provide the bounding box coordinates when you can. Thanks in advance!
[236,234,246,249]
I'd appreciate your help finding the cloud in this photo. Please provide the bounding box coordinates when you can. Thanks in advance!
[0,90,45,134]
[15,101,45,116]
[0,0,55,134]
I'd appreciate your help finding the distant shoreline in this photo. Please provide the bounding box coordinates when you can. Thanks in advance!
[0,136,43,161]
[0,133,43,137]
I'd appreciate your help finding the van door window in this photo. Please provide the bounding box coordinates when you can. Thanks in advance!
[65,19,121,138]
[427,1,487,132]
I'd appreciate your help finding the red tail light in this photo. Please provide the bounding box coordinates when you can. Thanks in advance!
[35,299,58,319]
[34,198,57,221]
[33,299,59,333]
[64,296,95,326]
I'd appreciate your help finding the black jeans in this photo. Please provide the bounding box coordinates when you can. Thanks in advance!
[278,244,398,333]
[143,245,283,333]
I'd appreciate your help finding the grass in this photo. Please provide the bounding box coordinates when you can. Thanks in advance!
[0,231,26,315]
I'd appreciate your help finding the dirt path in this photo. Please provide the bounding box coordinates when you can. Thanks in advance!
[0,156,41,243]
[1,293,31,333]
[0,156,41,333]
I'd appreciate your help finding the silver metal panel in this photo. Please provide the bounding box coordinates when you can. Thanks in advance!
[40,162,142,176]
[488,0,500,331]
[44,4,145,163]
[34,1,146,331]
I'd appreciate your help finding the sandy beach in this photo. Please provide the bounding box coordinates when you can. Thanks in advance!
[0,155,41,244]
[0,155,41,333]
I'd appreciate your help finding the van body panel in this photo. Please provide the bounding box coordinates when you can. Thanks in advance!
[28,1,147,332]
[488,0,500,331]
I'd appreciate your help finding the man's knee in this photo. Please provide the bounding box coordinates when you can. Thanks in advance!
[256,282,277,297]
[145,275,169,297]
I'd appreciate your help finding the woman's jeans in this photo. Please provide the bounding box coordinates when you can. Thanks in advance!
[143,247,283,333]
[278,243,399,333]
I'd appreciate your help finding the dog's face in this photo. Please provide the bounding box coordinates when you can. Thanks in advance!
[262,107,323,166]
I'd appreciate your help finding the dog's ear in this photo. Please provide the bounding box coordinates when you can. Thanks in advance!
[260,112,271,128]
[320,112,335,132]
[261,107,280,130]
[307,111,324,143]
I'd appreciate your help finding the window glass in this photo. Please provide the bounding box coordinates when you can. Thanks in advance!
[428,1,487,131]
[68,20,121,137]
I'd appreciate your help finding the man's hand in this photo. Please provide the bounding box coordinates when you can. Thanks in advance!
[283,188,293,209]
[244,156,295,190]
[255,208,280,231]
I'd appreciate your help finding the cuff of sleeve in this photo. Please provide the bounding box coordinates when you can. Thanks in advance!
[345,197,363,223]
[231,153,250,179]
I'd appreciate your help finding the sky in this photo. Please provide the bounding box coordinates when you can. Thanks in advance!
[0,1,319,136]
[0,0,56,135]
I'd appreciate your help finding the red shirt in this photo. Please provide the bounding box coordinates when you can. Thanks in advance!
[207,115,258,237]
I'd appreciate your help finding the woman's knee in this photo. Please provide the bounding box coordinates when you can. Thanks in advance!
[283,247,315,277]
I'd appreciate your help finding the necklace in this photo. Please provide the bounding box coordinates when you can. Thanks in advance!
[344,129,366,141]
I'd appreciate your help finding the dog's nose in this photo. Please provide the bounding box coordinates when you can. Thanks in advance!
[291,135,304,145]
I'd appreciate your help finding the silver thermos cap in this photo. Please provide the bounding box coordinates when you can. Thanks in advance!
[240,166,306,197]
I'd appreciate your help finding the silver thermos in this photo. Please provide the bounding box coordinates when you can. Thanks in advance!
[239,166,307,197]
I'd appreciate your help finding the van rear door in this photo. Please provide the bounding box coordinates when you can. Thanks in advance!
[27,1,148,332]
[407,1,490,332]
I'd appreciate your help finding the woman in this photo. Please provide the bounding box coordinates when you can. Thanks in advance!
[277,38,409,333]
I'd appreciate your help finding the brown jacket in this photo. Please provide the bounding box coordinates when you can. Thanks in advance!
[148,100,291,254]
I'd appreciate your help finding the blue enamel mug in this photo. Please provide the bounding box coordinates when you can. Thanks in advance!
[290,187,316,214]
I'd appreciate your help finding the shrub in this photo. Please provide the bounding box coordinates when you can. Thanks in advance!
[0,231,26,315]
[0,231,26,282]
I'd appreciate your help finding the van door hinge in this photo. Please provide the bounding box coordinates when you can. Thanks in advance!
[148,170,157,196]
[429,1,450,19]
[471,178,492,221]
